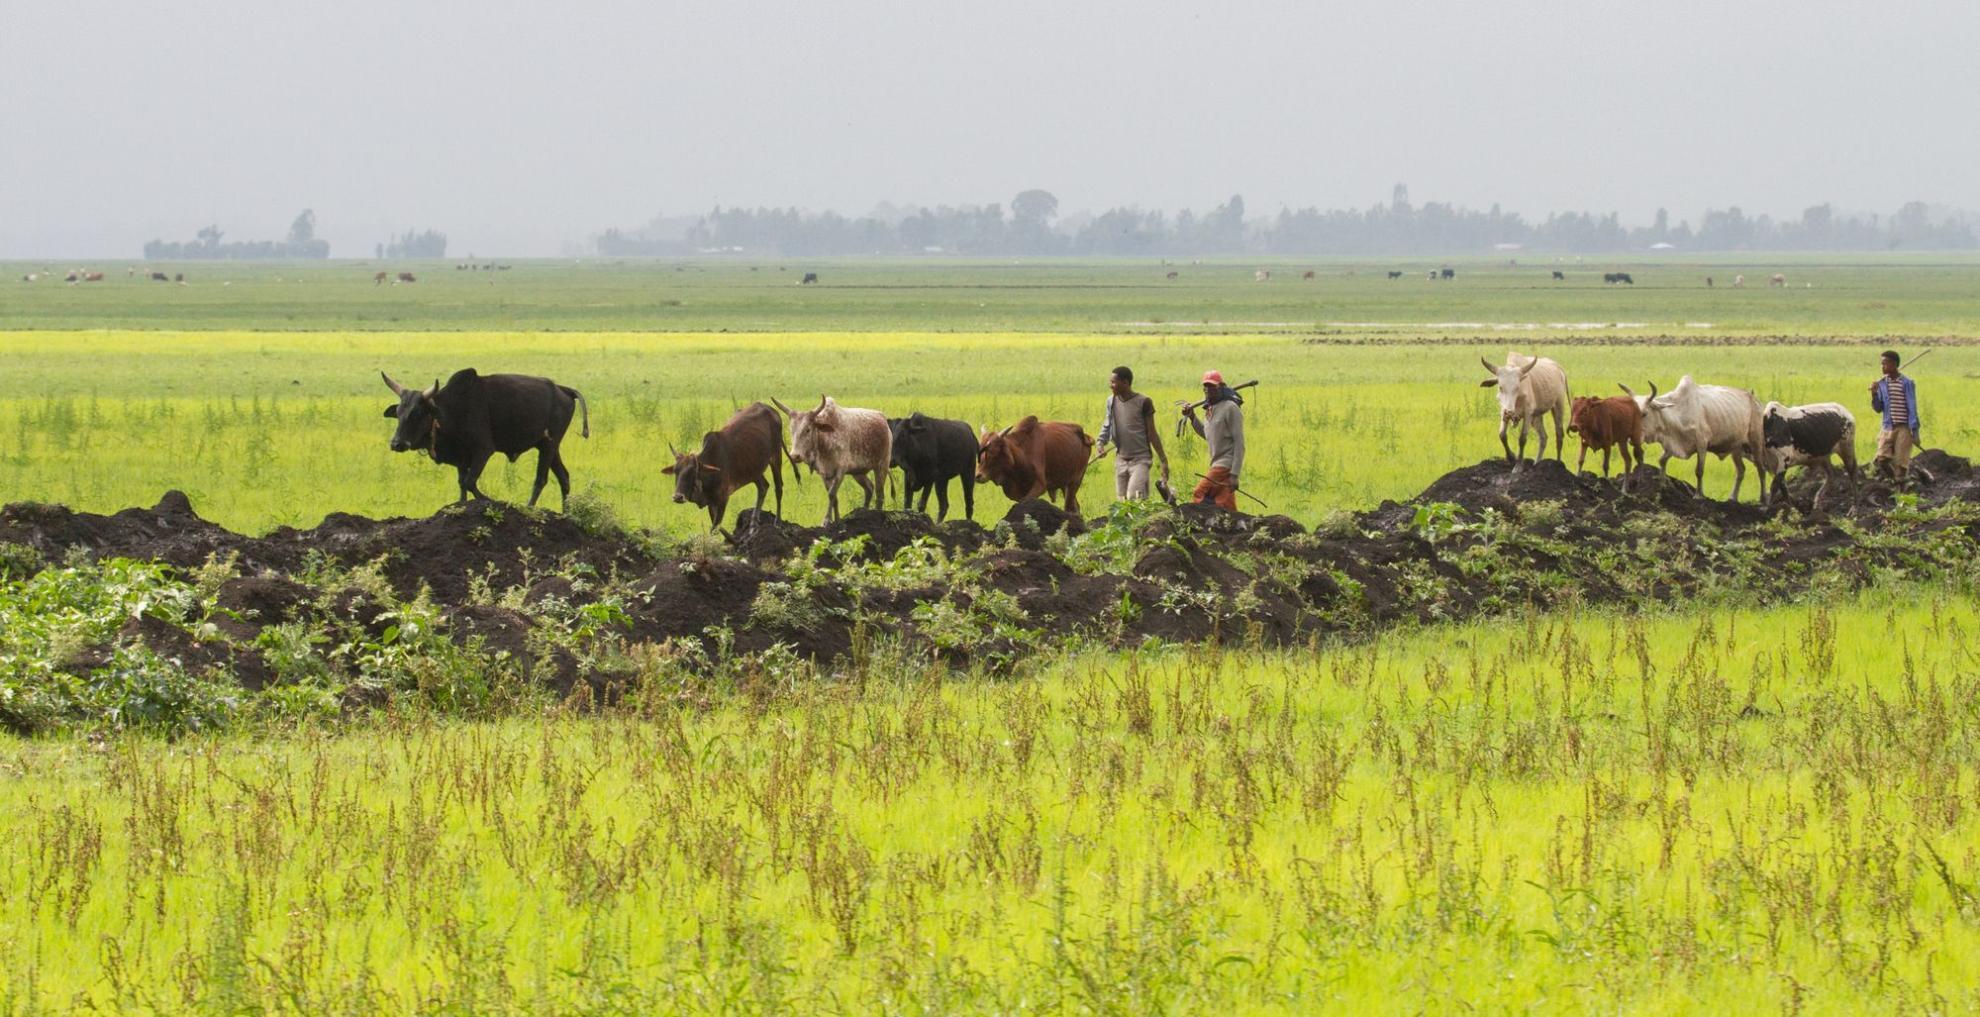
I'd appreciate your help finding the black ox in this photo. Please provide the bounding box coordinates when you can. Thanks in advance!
[1761,401,1859,507]
[382,369,588,508]
[889,412,978,521]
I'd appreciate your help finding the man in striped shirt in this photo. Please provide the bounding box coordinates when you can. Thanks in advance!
[1870,349,1921,482]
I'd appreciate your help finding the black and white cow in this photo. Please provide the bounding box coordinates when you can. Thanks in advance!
[1761,401,1858,507]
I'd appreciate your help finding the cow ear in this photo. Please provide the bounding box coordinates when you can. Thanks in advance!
[384,404,399,418]
[1479,379,1496,388]
[661,463,678,475]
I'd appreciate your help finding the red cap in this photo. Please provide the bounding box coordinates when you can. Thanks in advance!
[1202,370,1224,385]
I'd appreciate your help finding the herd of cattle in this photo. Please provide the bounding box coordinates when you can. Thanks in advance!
[1481,351,1860,506]
[377,352,1873,533]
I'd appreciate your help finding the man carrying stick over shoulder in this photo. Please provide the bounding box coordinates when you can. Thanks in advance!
[1870,349,1922,484]
[1182,370,1245,511]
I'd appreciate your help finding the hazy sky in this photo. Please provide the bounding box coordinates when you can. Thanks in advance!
[4,0,1975,257]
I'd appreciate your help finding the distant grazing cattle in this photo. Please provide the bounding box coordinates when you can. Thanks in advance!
[1626,376,1767,502]
[374,271,389,285]
[777,396,892,523]
[397,272,417,283]
[1165,271,1179,280]
[1732,274,1745,288]
[1761,401,1858,507]
[82,272,104,282]
[150,271,169,282]
[1254,270,1271,282]
[889,413,979,521]
[381,369,589,508]
[1387,270,1404,280]
[457,264,469,271]
[174,273,185,284]
[664,401,788,530]
[976,416,1094,515]
[1427,270,1438,280]
[1302,270,1316,280]
[1440,267,1455,280]
[800,272,818,284]
[65,272,79,283]
[1601,272,1634,285]
[497,265,512,271]
[1567,393,1644,477]
[1706,276,1714,288]
[1479,351,1569,465]
[20,273,36,282]
[1551,270,1566,281]
[1770,273,1787,288]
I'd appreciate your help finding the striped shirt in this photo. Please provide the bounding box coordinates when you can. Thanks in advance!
[1884,376,1909,431]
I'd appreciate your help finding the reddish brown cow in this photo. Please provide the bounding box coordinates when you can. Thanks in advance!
[1567,392,1644,477]
[663,401,789,530]
[976,416,1094,514]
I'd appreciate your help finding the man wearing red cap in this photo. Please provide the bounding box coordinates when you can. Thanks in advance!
[1181,369,1245,511]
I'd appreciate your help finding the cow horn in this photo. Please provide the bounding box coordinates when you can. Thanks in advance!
[381,371,405,396]
[1618,383,1636,397]
[430,378,440,396]
[1518,355,1539,377]
[668,441,680,458]
[1647,381,1659,401]
[770,397,793,417]
[1480,356,1497,374]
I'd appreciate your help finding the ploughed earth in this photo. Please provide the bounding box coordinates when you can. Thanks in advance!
[4,451,1979,698]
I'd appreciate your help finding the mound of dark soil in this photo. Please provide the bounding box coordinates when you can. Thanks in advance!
[1000,499,1084,549]
[0,491,253,570]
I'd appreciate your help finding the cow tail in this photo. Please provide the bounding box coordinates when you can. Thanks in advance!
[563,386,590,439]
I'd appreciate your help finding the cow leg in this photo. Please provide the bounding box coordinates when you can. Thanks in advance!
[1499,418,1514,463]
[549,446,573,509]
[850,472,876,510]
[962,474,975,521]
[460,455,493,502]
[1553,406,1566,462]
[1064,476,1081,516]
[753,476,770,516]
[934,479,950,521]
[771,451,785,519]
[1575,443,1587,475]
[529,446,552,507]
[1600,447,1610,477]
[824,475,842,522]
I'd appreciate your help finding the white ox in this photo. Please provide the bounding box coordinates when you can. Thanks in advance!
[1625,375,1768,502]
[775,395,892,523]
[1479,351,1569,465]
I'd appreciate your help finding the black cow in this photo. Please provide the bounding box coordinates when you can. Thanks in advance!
[381,369,588,508]
[1761,401,1859,507]
[663,402,789,530]
[1604,272,1634,285]
[889,413,978,521]
[801,272,819,284]
[1551,270,1565,281]
[1387,270,1403,280]
[150,271,169,282]
[1440,267,1455,280]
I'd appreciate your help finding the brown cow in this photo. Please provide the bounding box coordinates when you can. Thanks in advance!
[776,396,892,523]
[1567,392,1645,477]
[663,402,790,530]
[82,272,104,282]
[397,272,417,284]
[1301,270,1316,280]
[374,271,389,284]
[976,416,1094,514]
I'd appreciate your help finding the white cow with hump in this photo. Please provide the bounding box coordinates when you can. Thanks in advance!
[1479,350,1569,465]
[1624,375,1768,502]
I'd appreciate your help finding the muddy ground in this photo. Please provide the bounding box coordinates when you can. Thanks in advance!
[4,449,1978,693]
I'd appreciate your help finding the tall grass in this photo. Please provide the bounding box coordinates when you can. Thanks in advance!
[2,587,1977,1012]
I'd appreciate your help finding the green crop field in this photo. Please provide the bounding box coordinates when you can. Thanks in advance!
[4,256,1980,1014]
[8,255,1980,334]
[3,592,1977,1013]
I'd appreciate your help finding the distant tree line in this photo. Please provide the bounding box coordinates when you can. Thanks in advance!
[377,229,448,259]
[144,210,330,259]
[595,187,1979,256]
